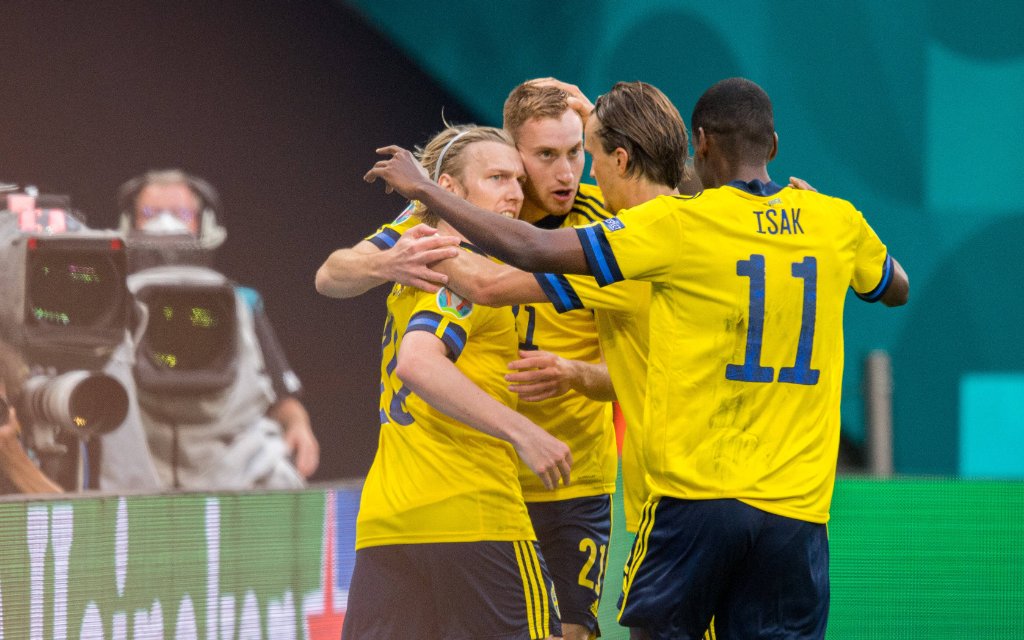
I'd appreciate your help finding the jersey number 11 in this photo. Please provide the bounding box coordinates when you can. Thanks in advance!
[726,254,820,386]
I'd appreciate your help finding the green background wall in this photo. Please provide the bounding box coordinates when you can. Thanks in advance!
[342,0,1024,476]
[2,481,1020,638]
[595,475,1024,638]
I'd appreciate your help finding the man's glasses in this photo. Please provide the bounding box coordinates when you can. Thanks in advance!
[139,207,198,224]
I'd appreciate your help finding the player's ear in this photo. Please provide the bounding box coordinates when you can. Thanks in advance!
[437,173,459,195]
[768,132,779,163]
[614,147,629,177]
[694,127,709,159]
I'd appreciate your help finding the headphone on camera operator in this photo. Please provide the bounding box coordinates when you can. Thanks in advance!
[113,169,307,490]
[116,169,227,273]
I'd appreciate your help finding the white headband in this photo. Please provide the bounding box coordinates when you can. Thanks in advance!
[432,130,472,182]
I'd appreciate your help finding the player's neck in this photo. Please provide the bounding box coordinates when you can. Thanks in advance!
[623,178,677,210]
[714,161,770,188]
[518,198,553,225]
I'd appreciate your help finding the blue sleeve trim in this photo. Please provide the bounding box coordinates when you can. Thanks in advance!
[575,224,624,287]
[407,311,467,361]
[368,227,401,250]
[856,254,894,303]
[534,273,584,313]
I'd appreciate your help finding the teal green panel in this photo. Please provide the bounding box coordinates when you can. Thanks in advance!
[892,214,1024,474]
[928,0,1024,60]
[926,45,1024,221]
[960,374,1024,478]
[342,0,1024,476]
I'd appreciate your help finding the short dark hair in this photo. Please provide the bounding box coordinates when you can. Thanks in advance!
[691,77,775,164]
[592,81,688,190]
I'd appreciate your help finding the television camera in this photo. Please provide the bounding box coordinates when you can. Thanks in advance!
[1,185,246,490]
[0,188,131,485]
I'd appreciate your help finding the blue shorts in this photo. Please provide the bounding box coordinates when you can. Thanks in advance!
[343,540,561,640]
[528,495,612,635]
[618,497,829,640]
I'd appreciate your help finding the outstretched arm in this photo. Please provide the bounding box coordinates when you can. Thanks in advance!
[315,224,461,298]
[432,254,615,402]
[436,250,549,306]
[365,147,591,274]
[396,331,572,489]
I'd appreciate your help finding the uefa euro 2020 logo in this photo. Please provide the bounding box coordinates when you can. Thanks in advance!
[435,288,473,319]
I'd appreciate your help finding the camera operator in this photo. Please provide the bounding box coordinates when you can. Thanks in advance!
[117,169,317,489]
[0,339,62,494]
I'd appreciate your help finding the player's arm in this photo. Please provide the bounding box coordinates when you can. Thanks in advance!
[268,396,319,478]
[365,148,590,274]
[880,257,909,307]
[792,177,908,303]
[315,224,461,298]
[436,250,549,306]
[396,331,572,489]
[433,253,615,402]
[565,360,615,400]
[506,351,615,402]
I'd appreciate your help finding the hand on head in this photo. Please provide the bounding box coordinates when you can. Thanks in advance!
[526,77,594,123]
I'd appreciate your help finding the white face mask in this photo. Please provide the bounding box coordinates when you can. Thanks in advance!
[139,210,194,235]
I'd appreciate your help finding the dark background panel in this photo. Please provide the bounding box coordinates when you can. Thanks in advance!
[0,1,477,479]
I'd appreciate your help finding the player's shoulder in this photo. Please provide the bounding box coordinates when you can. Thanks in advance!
[366,203,424,247]
[373,203,421,234]
[781,186,863,222]
[704,183,862,217]
[386,203,423,231]
[626,192,698,217]
[577,182,605,202]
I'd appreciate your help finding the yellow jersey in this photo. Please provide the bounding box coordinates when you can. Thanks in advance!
[575,181,892,524]
[356,246,534,548]
[535,271,651,531]
[367,188,619,504]
[514,183,617,502]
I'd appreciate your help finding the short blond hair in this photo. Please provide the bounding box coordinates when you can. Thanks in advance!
[502,82,573,141]
[414,124,514,226]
